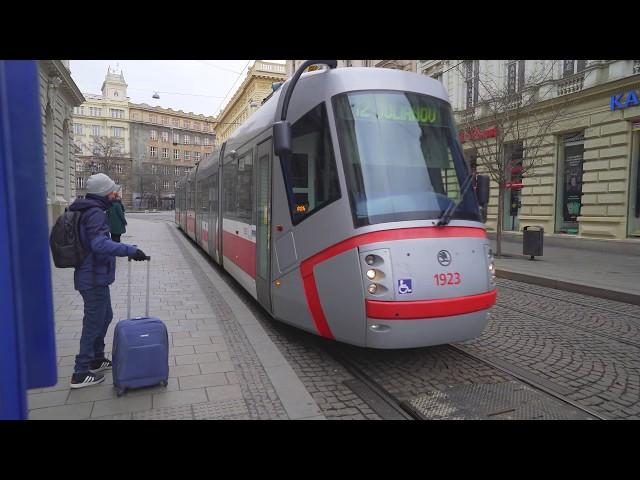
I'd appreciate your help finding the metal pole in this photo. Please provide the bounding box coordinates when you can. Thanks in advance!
[145,257,150,318]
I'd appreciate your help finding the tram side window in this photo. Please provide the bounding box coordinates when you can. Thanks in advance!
[223,157,237,218]
[281,102,340,224]
[236,153,253,222]
[198,180,207,212]
[188,183,195,210]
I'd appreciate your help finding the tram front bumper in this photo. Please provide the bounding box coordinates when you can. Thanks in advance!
[364,290,496,349]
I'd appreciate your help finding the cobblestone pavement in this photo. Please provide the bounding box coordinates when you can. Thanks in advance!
[209,252,597,419]
[169,228,382,420]
[28,212,319,420]
[458,278,640,419]
[33,212,640,420]
[230,303,383,420]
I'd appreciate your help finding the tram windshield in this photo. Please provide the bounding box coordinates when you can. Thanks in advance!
[333,91,481,227]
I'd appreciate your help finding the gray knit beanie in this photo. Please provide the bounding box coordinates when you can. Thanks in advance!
[86,173,117,197]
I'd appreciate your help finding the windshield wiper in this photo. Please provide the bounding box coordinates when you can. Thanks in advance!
[436,172,475,226]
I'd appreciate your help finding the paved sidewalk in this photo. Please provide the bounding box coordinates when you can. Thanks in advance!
[28,214,325,420]
[491,233,640,305]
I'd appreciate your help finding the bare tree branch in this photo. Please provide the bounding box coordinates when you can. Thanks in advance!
[453,60,574,256]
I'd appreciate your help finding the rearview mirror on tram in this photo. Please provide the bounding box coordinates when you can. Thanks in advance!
[476,174,490,208]
[273,121,292,157]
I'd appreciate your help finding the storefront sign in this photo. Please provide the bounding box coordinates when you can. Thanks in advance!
[610,90,640,111]
[459,126,497,143]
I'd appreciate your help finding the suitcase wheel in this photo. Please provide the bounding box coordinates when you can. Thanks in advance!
[161,380,168,387]
[116,387,127,397]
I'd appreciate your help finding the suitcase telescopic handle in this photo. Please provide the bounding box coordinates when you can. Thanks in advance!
[127,256,151,320]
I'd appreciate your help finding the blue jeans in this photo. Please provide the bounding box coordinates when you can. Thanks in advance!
[74,286,113,374]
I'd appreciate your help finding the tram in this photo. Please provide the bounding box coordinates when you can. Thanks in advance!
[176,60,496,349]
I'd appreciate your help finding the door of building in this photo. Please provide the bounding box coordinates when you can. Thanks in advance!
[556,132,585,234]
[628,127,640,237]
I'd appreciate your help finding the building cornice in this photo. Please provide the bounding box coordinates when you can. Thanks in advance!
[127,118,215,137]
[128,102,215,122]
[215,62,286,122]
[455,72,640,129]
[40,60,85,105]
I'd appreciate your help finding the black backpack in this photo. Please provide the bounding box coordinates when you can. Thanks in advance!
[49,208,91,268]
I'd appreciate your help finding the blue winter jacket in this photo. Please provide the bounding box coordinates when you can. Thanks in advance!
[68,194,138,291]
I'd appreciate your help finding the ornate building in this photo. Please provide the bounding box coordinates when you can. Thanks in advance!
[214,61,287,144]
[129,104,216,209]
[71,66,132,205]
[419,60,640,240]
[71,67,216,209]
[38,60,85,226]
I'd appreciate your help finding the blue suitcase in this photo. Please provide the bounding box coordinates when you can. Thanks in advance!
[112,257,169,396]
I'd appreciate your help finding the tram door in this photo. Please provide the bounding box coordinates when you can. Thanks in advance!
[196,178,204,247]
[256,139,272,312]
[209,173,219,261]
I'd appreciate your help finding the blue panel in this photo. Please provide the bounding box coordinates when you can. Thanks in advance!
[0,61,28,420]
[0,60,57,419]
[5,60,57,389]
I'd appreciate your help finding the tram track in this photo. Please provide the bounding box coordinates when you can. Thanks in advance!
[324,340,608,420]
[446,344,608,420]
[172,222,610,420]
[322,345,422,420]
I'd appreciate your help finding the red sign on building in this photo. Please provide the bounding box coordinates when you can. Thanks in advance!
[459,126,497,144]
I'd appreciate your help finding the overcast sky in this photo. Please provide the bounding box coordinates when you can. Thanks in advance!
[69,60,286,118]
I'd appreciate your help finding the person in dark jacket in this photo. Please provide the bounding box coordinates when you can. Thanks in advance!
[108,186,127,242]
[68,173,147,388]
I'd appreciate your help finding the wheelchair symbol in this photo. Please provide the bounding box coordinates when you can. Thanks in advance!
[398,278,413,294]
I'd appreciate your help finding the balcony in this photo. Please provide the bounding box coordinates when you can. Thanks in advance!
[254,61,286,74]
[505,92,523,111]
[635,60,640,74]
[557,73,585,96]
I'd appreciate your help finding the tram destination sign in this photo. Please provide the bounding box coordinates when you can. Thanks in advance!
[610,89,640,111]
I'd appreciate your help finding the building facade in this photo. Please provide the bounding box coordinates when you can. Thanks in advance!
[71,66,132,205]
[38,60,85,227]
[129,104,215,209]
[419,60,640,240]
[285,59,417,78]
[214,60,287,144]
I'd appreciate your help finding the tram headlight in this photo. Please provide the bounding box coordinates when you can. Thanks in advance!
[487,249,496,284]
[366,269,377,280]
[367,284,378,294]
[365,255,375,265]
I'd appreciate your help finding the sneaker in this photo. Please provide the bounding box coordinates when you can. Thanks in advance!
[70,372,105,389]
[89,358,112,374]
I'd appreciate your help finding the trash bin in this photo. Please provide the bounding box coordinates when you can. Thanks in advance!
[523,225,543,260]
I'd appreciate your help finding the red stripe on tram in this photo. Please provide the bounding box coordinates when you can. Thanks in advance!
[299,226,487,339]
[366,290,497,320]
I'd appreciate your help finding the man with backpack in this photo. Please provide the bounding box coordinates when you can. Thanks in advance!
[51,173,147,388]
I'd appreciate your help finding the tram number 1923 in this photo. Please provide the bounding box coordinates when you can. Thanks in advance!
[434,272,462,286]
